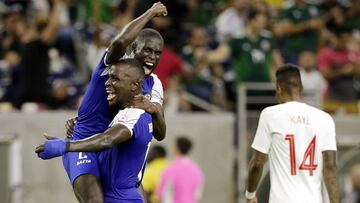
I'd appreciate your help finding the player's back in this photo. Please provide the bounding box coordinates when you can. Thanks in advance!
[253,101,336,203]
[73,53,111,139]
[98,108,153,203]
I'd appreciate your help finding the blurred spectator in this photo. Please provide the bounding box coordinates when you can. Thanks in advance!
[135,0,187,49]
[207,9,283,105]
[215,0,250,42]
[142,145,168,203]
[18,0,63,107]
[343,0,360,31]
[183,0,218,26]
[153,31,191,113]
[156,136,204,203]
[343,163,360,203]
[318,0,346,31]
[298,50,326,107]
[274,0,324,64]
[317,29,360,114]
[181,26,227,109]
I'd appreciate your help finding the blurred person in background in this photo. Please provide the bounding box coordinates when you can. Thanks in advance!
[317,28,360,115]
[153,30,191,113]
[206,9,283,109]
[181,25,227,110]
[156,136,204,203]
[18,0,63,107]
[343,163,360,203]
[298,50,326,107]
[215,0,250,42]
[142,145,168,203]
[274,0,324,64]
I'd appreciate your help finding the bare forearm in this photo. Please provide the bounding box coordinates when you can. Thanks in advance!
[67,133,114,152]
[152,103,166,141]
[67,125,131,152]
[41,1,62,43]
[324,167,339,203]
[247,160,264,192]
[106,10,154,64]
[323,150,339,203]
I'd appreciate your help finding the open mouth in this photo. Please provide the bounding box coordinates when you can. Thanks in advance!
[106,89,116,101]
[143,62,154,75]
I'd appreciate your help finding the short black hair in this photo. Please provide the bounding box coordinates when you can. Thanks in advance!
[176,136,193,155]
[147,145,167,163]
[276,64,303,92]
[116,58,145,79]
[137,28,164,44]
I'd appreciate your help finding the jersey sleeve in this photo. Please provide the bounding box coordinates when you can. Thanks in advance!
[111,108,145,137]
[151,75,164,105]
[320,114,337,151]
[251,108,272,154]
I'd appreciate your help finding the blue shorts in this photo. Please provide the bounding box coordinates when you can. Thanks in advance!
[62,151,100,186]
[104,187,144,203]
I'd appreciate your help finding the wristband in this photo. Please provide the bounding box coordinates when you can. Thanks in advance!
[245,190,256,199]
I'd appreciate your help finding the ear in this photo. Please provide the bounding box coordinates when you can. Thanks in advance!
[131,81,140,92]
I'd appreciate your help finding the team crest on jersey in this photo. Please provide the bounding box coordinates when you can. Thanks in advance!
[148,123,153,133]
[144,93,152,100]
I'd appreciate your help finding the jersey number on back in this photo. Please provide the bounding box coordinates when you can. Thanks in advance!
[285,135,318,176]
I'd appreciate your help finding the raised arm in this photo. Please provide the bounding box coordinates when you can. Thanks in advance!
[323,150,339,203]
[40,0,62,44]
[246,150,268,203]
[106,2,167,65]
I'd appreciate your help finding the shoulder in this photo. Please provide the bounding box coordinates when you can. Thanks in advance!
[113,108,146,124]
[150,74,164,89]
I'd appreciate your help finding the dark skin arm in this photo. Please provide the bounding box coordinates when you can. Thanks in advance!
[65,97,166,141]
[323,150,339,203]
[66,123,131,152]
[132,95,166,141]
[105,2,167,65]
[35,124,132,153]
[246,150,268,203]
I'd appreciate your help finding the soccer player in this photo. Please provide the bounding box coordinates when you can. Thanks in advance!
[38,2,167,203]
[245,64,339,203]
[36,58,153,203]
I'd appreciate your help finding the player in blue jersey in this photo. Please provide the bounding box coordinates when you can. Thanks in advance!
[36,2,167,203]
[36,58,153,202]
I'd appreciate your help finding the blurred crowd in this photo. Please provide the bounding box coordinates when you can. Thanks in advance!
[0,0,360,114]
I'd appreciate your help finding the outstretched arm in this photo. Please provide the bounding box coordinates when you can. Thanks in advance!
[323,150,339,203]
[66,123,131,152]
[35,124,132,158]
[106,2,167,64]
[246,150,268,203]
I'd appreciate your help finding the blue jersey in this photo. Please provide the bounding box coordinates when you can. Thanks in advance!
[73,52,164,140]
[98,108,153,202]
[63,52,163,186]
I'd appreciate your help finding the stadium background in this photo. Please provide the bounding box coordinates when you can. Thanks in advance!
[0,0,360,202]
